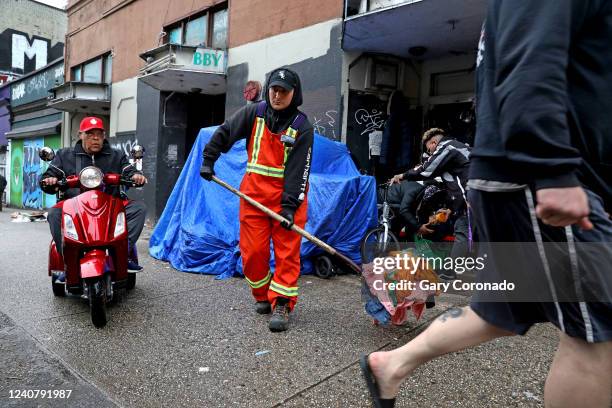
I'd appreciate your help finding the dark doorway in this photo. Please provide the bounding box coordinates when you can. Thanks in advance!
[186,93,226,157]
[425,102,475,146]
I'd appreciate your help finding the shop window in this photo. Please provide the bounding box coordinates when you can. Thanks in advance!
[103,54,113,83]
[83,59,102,83]
[169,27,182,44]
[165,3,228,49]
[185,15,208,46]
[430,69,474,97]
[73,66,82,81]
[212,9,228,49]
[71,54,113,84]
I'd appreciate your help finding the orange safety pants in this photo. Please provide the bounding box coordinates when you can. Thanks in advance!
[239,177,307,311]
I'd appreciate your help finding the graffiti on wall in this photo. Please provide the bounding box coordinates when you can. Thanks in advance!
[311,110,338,139]
[0,29,64,76]
[9,135,60,209]
[111,136,139,158]
[354,108,386,135]
[10,139,23,207]
[111,135,142,171]
[22,138,43,209]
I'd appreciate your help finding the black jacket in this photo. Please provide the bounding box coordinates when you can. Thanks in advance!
[203,67,314,212]
[40,140,140,199]
[402,137,470,213]
[380,181,424,233]
[471,0,612,209]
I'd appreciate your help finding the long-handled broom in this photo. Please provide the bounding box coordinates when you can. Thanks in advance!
[212,175,361,274]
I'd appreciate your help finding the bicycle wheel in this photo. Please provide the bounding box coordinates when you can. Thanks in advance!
[360,227,400,264]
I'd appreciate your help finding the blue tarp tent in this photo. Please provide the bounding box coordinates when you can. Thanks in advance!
[149,126,377,278]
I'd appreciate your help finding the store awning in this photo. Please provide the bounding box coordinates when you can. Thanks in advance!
[343,0,486,59]
[5,120,62,139]
[139,44,227,94]
[47,82,111,114]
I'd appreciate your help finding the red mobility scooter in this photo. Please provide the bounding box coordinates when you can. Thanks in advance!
[40,145,144,328]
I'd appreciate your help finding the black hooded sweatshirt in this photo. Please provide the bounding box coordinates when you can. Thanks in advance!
[470,0,612,210]
[202,67,314,213]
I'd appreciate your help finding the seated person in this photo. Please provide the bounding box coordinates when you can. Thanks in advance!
[378,180,427,240]
[40,117,147,272]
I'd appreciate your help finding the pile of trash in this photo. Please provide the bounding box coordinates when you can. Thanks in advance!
[362,247,440,326]
[10,211,47,223]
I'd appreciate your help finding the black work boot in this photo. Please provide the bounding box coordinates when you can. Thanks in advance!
[255,301,271,315]
[269,299,290,332]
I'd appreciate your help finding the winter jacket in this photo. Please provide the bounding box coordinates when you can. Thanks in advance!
[380,180,425,233]
[471,0,612,209]
[40,140,141,199]
[203,67,314,212]
[402,137,470,213]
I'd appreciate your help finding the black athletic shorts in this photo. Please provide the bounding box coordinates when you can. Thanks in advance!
[469,186,612,343]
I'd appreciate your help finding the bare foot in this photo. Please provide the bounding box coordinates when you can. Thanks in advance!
[368,351,406,399]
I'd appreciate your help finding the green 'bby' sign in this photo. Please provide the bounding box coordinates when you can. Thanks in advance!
[192,49,226,73]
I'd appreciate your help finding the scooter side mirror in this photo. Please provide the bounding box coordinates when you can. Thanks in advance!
[131,145,144,160]
[39,147,55,162]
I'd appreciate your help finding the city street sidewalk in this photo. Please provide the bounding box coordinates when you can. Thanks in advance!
[0,208,557,407]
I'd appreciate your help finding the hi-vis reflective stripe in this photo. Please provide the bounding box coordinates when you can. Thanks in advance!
[281,127,297,166]
[270,281,298,297]
[284,146,291,164]
[250,117,266,166]
[246,163,285,178]
[248,118,298,177]
[285,127,298,140]
[246,272,271,289]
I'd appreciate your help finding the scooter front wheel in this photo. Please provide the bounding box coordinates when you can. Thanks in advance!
[88,279,107,328]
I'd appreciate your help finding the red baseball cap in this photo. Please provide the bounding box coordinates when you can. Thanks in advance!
[79,116,105,132]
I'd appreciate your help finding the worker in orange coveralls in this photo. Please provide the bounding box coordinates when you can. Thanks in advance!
[200,68,314,332]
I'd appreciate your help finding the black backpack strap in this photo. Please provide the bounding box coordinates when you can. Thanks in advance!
[256,101,267,118]
[280,113,306,145]
[290,112,306,129]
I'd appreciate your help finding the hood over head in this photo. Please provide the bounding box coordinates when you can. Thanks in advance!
[264,67,303,112]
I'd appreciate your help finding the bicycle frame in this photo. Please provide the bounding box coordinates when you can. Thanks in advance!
[380,186,392,245]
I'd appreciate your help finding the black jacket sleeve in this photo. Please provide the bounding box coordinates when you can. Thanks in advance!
[492,0,583,190]
[202,104,258,167]
[403,142,455,181]
[281,120,314,212]
[398,183,423,232]
[40,150,66,194]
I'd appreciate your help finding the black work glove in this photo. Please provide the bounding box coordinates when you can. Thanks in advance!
[199,162,215,181]
[279,208,295,230]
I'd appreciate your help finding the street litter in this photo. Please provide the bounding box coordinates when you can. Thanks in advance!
[255,350,271,356]
[198,367,210,373]
[10,211,47,222]
[523,391,540,401]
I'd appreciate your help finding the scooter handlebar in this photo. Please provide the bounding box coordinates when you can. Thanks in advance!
[55,175,80,191]
[103,173,141,187]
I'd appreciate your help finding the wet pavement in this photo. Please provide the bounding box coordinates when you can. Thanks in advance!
[0,209,558,407]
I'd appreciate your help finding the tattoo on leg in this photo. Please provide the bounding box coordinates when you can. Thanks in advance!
[438,307,463,322]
